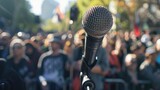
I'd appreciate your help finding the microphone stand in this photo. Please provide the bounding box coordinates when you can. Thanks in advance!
[80,56,97,90]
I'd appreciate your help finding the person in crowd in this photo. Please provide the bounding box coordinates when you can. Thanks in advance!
[25,40,42,90]
[72,29,85,90]
[72,29,109,90]
[141,30,151,45]
[106,40,121,78]
[104,37,124,90]
[36,32,47,52]
[0,32,11,59]
[152,35,159,44]
[37,35,69,90]
[64,40,73,60]
[6,38,34,90]
[30,36,44,53]
[43,34,53,52]
[25,40,42,72]
[140,46,160,90]
[123,54,139,90]
[114,37,127,69]
[124,31,133,53]
[0,58,26,90]
[130,42,146,72]
[63,40,73,86]
[130,31,137,42]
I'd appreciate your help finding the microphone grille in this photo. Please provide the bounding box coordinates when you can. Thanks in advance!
[82,6,113,38]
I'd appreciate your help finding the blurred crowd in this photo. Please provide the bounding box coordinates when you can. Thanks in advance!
[0,28,160,90]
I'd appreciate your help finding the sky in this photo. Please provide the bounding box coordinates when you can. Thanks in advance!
[27,0,76,15]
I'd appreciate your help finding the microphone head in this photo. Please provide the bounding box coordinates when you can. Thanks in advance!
[82,6,113,38]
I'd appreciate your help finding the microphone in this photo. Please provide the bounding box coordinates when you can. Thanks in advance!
[81,6,113,90]
[82,6,113,66]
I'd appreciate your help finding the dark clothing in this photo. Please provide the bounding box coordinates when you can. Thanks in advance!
[121,69,141,90]
[140,61,160,90]
[117,50,125,68]
[26,51,41,74]
[0,46,9,59]
[25,42,42,72]
[72,47,83,90]
[7,57,33,79]
[108,53,121,78]
[38,51,68,89]
[72,47,83,77]
[46,82,63,90]
[136,54,145,73]
[124,38,132,53]
[0,64,26,90]
[73,47,83,62]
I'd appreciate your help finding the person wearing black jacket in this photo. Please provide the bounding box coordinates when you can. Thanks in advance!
[0,58,26,90]
[6,38,34,90]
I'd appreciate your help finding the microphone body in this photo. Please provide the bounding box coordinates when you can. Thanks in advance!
[80,6,113,90]
[83,35,103,66]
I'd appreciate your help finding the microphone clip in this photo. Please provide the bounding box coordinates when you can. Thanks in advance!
[80,57,97,90]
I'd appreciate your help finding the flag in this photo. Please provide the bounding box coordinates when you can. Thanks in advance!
[134,24,141,37]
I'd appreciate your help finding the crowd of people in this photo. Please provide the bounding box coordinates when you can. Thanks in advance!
[0,28,160,90]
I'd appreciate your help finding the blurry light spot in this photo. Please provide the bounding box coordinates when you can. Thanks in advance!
[17,32,23,37]
[68,34,72,39]
[42,80,47,86]
[143,3,148,9]
[62,34,67,40]
[66,41,71,46]
[96,56,98,60]
[39,76,47,86]
[69,20,73,24]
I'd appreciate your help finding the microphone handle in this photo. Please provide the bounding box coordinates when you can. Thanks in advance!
[83,34,103,66]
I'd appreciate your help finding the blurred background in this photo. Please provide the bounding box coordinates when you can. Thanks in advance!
[0,0,160,33]
[1,0,160,90]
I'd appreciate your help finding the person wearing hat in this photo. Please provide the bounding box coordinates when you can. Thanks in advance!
[7,38,34,90]
[37,35,68,90]
[140,46,160,90]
